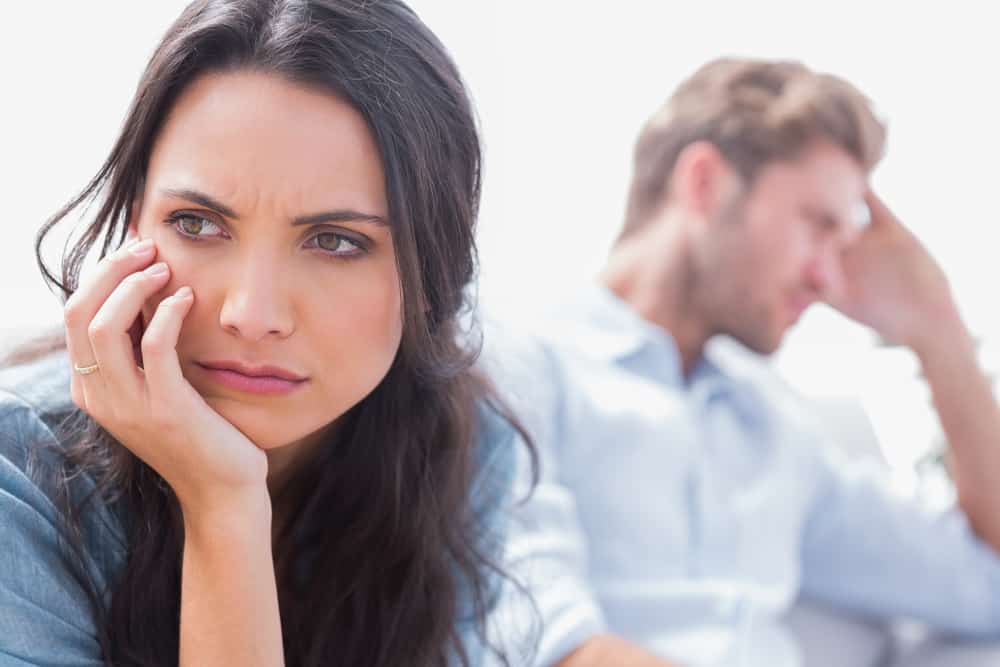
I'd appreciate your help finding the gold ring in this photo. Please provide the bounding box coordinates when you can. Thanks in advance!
[74,362,100,375]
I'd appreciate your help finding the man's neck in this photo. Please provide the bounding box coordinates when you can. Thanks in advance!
[599,219,712,378]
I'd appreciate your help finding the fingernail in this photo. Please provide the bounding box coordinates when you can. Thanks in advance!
[147,262,168,276]
[129,239,155,256]
[175,286,193,299]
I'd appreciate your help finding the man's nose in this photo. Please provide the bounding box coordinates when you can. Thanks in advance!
[803,245,845,300]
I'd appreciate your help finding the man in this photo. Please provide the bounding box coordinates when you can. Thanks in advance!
[488,58,1000,666]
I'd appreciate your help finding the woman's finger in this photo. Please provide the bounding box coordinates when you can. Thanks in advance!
[88,261,173,399]
[141,285,195,405]
[64,239,159,404]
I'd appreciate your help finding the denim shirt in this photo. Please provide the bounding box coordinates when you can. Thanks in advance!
[0,349,516,666]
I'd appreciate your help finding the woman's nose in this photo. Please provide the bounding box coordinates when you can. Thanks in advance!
[218,265,295,341]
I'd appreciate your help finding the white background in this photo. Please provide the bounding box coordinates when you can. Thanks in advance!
[3,1,999,471]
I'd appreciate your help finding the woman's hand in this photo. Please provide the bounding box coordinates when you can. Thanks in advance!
[64,238,270,516]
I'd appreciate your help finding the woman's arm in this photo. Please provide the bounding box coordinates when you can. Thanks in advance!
[180,491,283,667]
[63,239,288,663]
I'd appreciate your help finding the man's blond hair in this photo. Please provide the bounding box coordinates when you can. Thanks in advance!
[622,58,887,236]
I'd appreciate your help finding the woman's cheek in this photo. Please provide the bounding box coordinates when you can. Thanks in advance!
[140,244,198,327]
[350,270,402,350]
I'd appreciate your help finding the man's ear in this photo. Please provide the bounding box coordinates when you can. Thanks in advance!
[670,141,739,223]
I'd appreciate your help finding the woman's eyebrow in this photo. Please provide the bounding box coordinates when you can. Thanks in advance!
[160,187,388,227]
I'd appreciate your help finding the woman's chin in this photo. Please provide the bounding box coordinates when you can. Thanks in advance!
[201,396,319,451]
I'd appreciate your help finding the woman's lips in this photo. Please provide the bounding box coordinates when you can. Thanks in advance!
[197,365,307,396]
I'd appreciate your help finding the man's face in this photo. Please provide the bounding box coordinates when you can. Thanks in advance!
[700,140,868,354]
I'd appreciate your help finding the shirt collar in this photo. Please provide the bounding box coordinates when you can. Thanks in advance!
[556,283,696,386]
[557,283,761,410]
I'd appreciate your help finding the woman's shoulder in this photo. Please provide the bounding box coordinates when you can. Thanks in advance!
[0,346,75,431]
[473,401,518,473]
[0,347,128,586]
[0,348,75,475]
[0,348,125,662]
[469,400,520,523]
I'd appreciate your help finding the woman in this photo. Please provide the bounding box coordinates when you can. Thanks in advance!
[0,1,530,665]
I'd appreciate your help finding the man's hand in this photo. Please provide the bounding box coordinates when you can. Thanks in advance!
[825,192,1000,556]
[556,634,682,667]
[825,191,960,352]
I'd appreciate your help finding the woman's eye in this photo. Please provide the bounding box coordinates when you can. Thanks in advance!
[164,216,364,258]
[309,233,364,256]
[170,215,225,239]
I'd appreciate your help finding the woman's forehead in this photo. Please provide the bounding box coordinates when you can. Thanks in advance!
[145,70,388,218]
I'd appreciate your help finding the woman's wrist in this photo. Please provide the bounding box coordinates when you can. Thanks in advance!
[181,486,273,545]
[179,485,283,667]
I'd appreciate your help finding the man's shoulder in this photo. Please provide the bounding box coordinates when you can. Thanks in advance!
[484,299,677,430]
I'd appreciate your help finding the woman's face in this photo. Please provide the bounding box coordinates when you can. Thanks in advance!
[131,70,402,453]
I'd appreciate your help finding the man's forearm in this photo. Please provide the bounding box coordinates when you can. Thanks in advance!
[916,314,1000,552]
[180,492,284,667]
[556,634,681,667]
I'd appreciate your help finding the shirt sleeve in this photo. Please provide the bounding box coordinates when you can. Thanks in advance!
[481,333,607,666]
[0,393,107,666]
[799,438,1000,638]
[454,405,519,667]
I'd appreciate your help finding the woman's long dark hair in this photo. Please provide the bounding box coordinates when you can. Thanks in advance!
[12,1,534,665]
